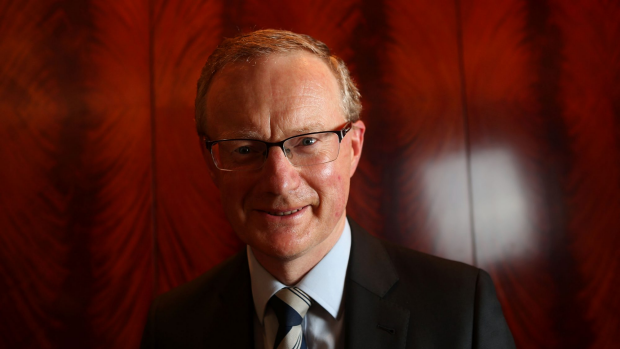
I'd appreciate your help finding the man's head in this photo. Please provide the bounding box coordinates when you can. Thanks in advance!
[195,29,362,137]
[195,30,365,269]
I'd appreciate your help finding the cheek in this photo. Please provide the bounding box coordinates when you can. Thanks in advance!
[312,164,350,215]
[219,176,252,215]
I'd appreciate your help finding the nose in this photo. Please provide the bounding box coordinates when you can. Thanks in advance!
[260,145,301,194]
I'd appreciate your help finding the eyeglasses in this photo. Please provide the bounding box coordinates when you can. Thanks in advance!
[204,123,352,171]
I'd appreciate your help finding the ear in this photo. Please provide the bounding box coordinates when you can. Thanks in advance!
[348,120,365,177]
[199,136,221,187]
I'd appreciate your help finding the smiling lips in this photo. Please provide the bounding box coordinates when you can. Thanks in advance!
[263,206,306,216]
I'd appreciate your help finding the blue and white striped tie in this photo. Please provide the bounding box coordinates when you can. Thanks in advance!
[269,287,312,349]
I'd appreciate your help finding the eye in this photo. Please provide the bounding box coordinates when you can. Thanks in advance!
[300,137,317,146]
[235,146,252,154]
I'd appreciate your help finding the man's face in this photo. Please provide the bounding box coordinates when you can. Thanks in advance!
[203,52,364,263]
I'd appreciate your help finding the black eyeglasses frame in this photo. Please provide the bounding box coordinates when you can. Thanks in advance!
[203,122,353,171]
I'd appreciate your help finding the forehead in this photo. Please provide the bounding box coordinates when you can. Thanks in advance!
[204,52,345,140]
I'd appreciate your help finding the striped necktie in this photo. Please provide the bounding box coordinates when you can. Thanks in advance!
[268,287,312,349]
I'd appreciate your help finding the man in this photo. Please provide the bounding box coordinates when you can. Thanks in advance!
[141,29,515,349]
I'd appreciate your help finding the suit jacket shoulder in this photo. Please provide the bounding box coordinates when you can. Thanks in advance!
[345,219,515,349]
[140,251,254,349]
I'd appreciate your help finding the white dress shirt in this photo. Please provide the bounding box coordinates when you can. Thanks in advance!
[248,219,352,349]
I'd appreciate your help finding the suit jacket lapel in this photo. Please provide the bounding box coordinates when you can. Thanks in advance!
[204,220,410,349]
[344,219,410,349]
[202,251,255,349]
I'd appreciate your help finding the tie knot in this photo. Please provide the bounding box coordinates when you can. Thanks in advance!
[269,287,312,327]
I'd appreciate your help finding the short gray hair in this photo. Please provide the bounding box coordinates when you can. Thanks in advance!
[195,29,362,137]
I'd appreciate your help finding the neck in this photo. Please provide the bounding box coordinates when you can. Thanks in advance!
[252,215,346,285]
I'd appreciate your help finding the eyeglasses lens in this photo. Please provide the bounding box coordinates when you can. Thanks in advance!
[211,132,341,171]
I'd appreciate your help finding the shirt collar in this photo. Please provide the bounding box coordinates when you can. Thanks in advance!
[248,218,352,323]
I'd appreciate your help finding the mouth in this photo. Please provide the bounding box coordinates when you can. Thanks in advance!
[260,206,307,217]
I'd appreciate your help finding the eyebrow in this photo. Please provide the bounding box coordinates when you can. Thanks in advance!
[216,122,327,140]
[292,122,326,134]
[219,129,261,139]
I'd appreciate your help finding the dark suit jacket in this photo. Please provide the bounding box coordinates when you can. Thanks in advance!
[141,220,516,348]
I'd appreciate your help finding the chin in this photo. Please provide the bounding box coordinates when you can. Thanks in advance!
[255,232,314,260]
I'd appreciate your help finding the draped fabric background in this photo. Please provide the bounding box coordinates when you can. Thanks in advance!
[1,0,619,348]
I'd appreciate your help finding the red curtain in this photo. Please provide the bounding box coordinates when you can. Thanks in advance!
[1,0,618,348]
